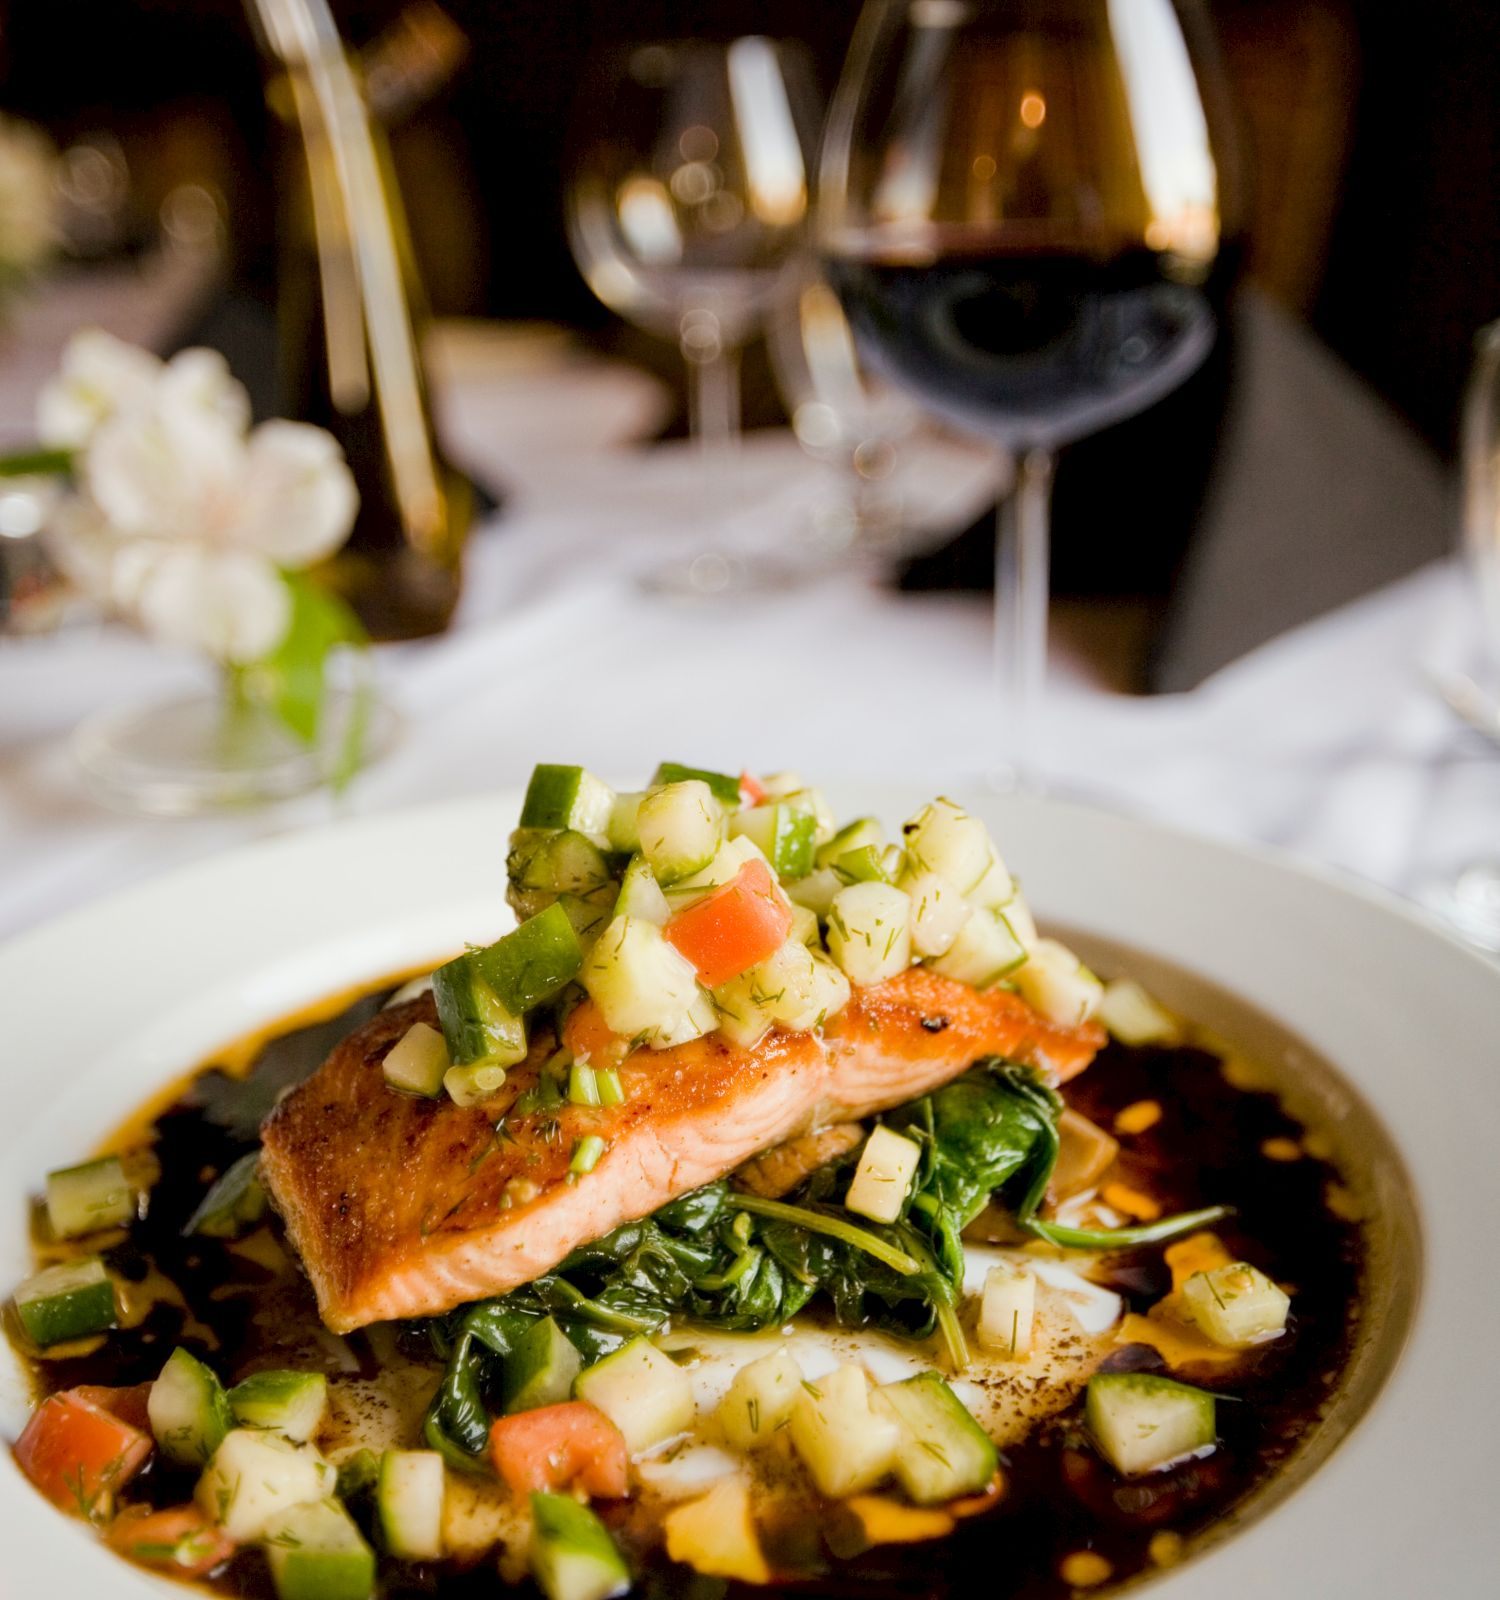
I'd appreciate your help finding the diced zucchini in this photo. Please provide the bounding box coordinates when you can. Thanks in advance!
[149,1346,234,1466]
[510,830,614,898]
[184,1150,266,1238]
[382,1021,449,1098]
[573,1336,695,1454]
[1182,1262,1291,1348]
[555,892,614,954]
[614,854,670,924]
[1097,979,1179,1046]
[229,1370,329,1443]
[826,881,913,987]
[45,1155,135,1238]
[965,851,1015,912]
[782,865,842,916]
[662,1477,770,1584]
[605,791,645,852]
[197,1429,337,1541]
[520,765,616,835]
[473,904,585,1016]
[581,916,711,1047]
[263,1497,376,1600]
[872,1373,997,1504]
[13,1255,116,1347]
[815,817,885,870]
[376,1449,445,1561]
[1085,1372,1216,1477]
[902,799,994,893]
[788,1364,900,1498]
[926,909,1027,989]
[444,1061,512,1108]
[637,781,725,885]
[903,870,970,959]
[730,802,817,880]
[1013,938,1103,1025]
[530,1491,631,1600]
[976,1263,1036,1358]
[432,954,528,1071]
[502,1316,582,1414]
[651,761,743,807]
[844,1127,921,1224]
[716,1349,802,1451]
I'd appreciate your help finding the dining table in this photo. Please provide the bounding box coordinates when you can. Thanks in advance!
[0,287,1494,953]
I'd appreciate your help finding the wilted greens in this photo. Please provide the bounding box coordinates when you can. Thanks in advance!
[423,1059,1228,1470]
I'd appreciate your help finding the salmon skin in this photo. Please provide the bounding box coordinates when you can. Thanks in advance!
[259,968,1103,1333]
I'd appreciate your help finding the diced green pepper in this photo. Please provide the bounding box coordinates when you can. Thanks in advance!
[651,762,742,806]
[14,1255,117,1347]
[520,765,616,833]
[183,1150,266,1239]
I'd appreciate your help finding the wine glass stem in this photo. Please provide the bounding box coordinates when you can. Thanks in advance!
[993,447,1055,791]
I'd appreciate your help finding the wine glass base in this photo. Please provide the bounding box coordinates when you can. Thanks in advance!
[1420,862,1500,955]
[73,688,398,817]
[637,549,808,599]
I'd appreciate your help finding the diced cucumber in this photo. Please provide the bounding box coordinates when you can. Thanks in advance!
[1085,1372,1216,1476]
[472,904,585,1016]
[573,1336,695,1454]
[1013,938,1103,1025]
[637,781,725,885]
[926,908,1027,989]
[1182,1262,1291,1348]
[335,1447,380,1504]
[788,902,820,947]
[716,1348,802,1451]
[1097,978,1179,1046]
[502,1316,582,1414]
[605,791,645,852]
[832,843,898,885]
[263,1497,376,1600]
[662,1477,770,1584]
[903,870,970,958]
[782,864,842,917]
[651,761,743,807]
[149,1346,234,1466]
[777,786,836,843]
[757,770,805,800]
[902,799,993,893]
[1003,893,1039,949]
[432,954,528,1071]
[382,1021,449,1098]
[872,1372,998,1504]
[581,916,711,1047]
[229,1369,329,1443]
[714,939,850,1045]
[788,1364,900,1498]
[730,802,817,880]
[444,1060,512,1108]
[555,892,614,954]
[184,1150,266,1239]
[197,1429,337,1541]
[530,1491,630,1600]
[976,1262,1036,1357]
[826,881,913,986]
[376,1449,445,1561]
[661,836,763,912]
[13,1255,116,1347]
[520,765,616,835]
[509,830,613,898]
[966,850,1015,912]
[843,1126,921,1224]
[815,816,885,870]
[614,854,670,924]
[45,1155,135,1239]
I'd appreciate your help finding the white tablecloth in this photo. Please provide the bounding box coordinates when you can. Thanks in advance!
[0,365,1490,948]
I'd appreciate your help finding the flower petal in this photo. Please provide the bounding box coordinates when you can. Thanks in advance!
[235,420,358,567]
[159,347,252,435]
[36,328,161,449]
[134,546,291,664]
[85,397,247,542]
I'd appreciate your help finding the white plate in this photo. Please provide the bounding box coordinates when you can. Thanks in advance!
[1,786,1495,1597]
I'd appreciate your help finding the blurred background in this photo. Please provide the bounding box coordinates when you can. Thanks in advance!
[2,0,1496,688]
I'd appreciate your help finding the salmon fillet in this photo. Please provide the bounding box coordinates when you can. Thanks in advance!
[259,969,1103,1332]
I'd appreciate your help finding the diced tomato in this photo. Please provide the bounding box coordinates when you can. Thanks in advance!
[107,1504,236,1577]
[489,1401,629,1500]
[663,858,793,989]
[76,1382,153,1433]
[14,1388,154,1519]
[739,771,768,806]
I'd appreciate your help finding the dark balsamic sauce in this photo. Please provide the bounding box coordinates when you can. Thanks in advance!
[14,991,1365,1599]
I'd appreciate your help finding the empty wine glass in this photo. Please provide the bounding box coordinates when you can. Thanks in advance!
[767,266,921,564]
[566,38,819,594]
[819,0,1240,785]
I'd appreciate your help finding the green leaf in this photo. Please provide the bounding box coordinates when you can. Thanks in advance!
[0,445,73,478]
[249,571,365,744]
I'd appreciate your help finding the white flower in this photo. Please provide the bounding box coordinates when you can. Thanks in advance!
[37,328,161,449]
[133,545,292,665]
[240,421,359,567]
[157,346,252,436]
[0,114,57,281]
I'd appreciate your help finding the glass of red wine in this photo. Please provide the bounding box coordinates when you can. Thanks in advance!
[820,0,1240,785]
